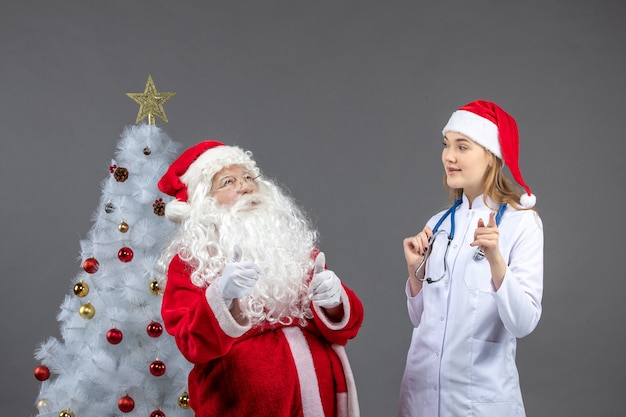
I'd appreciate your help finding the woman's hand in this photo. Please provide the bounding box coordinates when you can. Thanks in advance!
[403,226,432,296]
[471,212,507,290]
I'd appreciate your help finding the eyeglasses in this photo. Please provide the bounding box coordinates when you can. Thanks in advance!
[414,230,453,284]
[212,172,261,192]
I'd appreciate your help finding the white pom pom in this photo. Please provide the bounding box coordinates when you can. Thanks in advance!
[164,200,191,223]
[520,193,536,208]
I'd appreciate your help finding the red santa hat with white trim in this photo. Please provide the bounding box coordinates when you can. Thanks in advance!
[158,140,258,222]
[442,99,536,208]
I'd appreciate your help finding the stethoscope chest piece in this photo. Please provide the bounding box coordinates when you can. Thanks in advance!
[415,199,507,283]
[472,202,506,262]
[473,248,486,261]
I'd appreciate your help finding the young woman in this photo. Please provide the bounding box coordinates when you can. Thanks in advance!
[398,100,544,417]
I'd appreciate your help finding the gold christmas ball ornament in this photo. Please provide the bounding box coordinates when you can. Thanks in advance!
[149,279,160,295]
[118,221,129,233]
[73,281,89,297]
[36,398,50,412]
[178,391,191,409]
[79,302,95,319]
[59,410,75,417]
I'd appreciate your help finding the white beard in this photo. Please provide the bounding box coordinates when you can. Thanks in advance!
[171,182,317,326]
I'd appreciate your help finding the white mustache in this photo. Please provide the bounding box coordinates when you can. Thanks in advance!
[230,194,263,212]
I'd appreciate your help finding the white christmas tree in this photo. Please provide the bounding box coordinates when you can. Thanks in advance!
[33,76,193,417]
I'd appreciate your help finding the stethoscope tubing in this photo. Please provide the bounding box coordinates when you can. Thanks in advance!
[414,198,506,283]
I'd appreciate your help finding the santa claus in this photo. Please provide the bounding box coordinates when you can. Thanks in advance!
[158,141,364,417]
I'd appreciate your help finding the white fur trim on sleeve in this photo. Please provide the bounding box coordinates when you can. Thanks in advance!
[205,284,251,338]
[312,286,351,330]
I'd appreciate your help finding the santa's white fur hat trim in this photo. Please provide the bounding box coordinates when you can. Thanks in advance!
[159,141,257,223]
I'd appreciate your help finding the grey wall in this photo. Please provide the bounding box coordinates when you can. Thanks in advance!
[3,1,625,415]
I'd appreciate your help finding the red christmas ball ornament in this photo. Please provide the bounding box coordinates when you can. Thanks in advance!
[146,321,163,338]
[118,247,134,262]
[149,359,166,377]
[106,328,123,345]
[118,394,135,412]
[150,410,166,417]
[34,365,50,381]
[82,257,99,274]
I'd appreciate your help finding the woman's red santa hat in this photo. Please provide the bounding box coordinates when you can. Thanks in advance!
[442,99,536,208]
[158,140,258,222]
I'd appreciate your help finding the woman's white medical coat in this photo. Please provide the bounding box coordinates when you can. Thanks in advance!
[398,195,543,417]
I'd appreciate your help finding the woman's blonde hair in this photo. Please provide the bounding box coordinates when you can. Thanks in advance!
[444,151,534,211]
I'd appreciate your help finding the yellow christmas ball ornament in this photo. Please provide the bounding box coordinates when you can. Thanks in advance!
[59,410,75,417]
[150,279,161,295]
[178,391,190,409]
[73,281,89,298]
[36,398,50,412]
[79,302,95,319]
[118,221,129,233]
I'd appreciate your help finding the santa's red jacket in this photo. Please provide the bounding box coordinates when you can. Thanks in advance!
[161,254,364,417]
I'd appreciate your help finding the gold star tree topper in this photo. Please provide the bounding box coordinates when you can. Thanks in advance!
[126,75,175,125]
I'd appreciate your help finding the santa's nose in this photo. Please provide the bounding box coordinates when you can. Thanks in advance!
[239,179,256,193]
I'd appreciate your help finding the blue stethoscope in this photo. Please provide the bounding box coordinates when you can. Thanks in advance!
[414,198,506,284]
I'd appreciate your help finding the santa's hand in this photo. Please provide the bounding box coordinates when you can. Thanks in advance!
[308,252,342,309]
[217,245,261,308]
